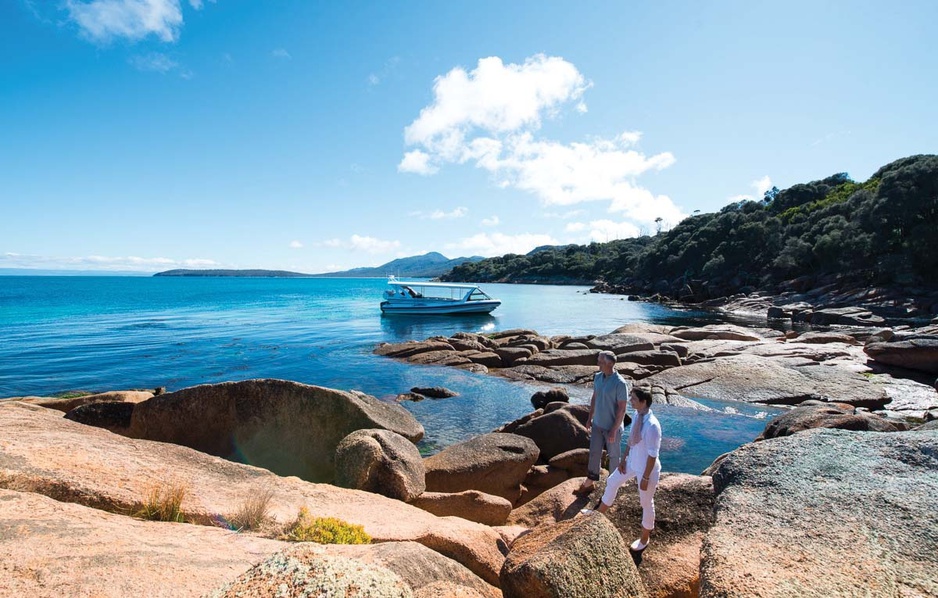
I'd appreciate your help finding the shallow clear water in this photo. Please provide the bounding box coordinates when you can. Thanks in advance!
[0,276,784,473]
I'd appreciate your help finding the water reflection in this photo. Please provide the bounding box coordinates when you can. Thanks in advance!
[379,313,498,341]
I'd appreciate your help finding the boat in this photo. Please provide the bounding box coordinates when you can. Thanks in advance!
[380,275,501,315]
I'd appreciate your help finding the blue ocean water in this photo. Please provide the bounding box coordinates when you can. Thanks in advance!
[0,276,783,473]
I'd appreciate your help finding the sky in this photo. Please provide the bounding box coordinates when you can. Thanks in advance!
[1,0,936,274]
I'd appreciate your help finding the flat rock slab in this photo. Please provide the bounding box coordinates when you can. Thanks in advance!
[865,335,938,374]
[702,428,938,597]
[646,354,889,407]
[0,488,285,598]
[0,402,505,586]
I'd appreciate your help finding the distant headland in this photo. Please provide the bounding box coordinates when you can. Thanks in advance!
[154,269,314,278]
[153,252,484,279]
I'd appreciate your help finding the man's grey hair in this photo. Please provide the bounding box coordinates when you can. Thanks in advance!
[598,350,617,364]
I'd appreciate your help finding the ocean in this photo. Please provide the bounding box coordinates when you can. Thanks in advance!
[0,276,784,473]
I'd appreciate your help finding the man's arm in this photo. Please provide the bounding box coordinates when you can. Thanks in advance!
[586,388,596,435]
[607,399,627,443]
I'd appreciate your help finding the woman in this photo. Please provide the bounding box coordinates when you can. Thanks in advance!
[585,384,662,551]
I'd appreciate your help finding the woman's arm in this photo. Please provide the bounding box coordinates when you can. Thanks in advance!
[639,455,657,491]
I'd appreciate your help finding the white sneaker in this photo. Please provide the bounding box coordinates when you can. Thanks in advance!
[579,508,594,515]
[630,538,648,551]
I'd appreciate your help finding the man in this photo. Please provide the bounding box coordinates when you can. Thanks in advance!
[575,350,630,495]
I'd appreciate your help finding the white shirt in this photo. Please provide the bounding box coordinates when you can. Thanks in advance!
[626,409,662,475]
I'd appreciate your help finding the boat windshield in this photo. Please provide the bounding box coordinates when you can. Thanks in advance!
[467,289,492,301]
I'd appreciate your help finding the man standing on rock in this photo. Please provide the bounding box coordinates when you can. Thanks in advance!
[576,350,630,495]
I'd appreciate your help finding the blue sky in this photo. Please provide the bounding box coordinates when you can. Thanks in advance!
[2,0,935,274]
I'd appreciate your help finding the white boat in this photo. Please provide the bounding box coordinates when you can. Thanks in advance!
[380,276,501,315]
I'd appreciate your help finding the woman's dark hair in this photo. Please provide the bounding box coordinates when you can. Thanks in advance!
[632,384,653,405]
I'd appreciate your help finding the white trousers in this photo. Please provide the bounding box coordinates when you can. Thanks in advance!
[600,464,659,530]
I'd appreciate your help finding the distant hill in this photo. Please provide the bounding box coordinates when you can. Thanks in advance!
[151,253,485,279]
[154,269,314,277]
[315,252,485,278]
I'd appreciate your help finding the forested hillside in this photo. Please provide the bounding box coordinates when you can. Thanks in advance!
[442,154,938,301]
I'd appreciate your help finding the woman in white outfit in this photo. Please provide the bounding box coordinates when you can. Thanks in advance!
[588,384,662,551]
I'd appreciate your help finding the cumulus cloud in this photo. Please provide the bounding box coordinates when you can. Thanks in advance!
[400,54,685,230]
[481,215,500,226]
[445,232,559,257]
[398,150,437,175]
[728,175,774,204]
[289,240,303,249]
[317,235,401,254]
[65,0,209,43]
[753,175,773,198]
[404,55,590,149]
[0,252,217,272]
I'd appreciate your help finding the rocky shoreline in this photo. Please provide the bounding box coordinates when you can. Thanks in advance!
[2,317,937,596]
[589,272,938,326]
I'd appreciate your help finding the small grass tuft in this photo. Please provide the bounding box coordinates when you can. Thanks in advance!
[53,390,91,399]
[224,485,275,531]
[134,481,188,522]
[284,507,371,544]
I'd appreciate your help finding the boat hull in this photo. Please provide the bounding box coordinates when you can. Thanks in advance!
[380,300,501,315]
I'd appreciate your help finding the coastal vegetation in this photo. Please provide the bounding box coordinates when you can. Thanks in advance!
[285,508,372,544]
[134,481,188,522]
[442,154,938,298]
[223,485,275,532]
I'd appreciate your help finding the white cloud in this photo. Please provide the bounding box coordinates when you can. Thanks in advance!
[67,0,187,43]
[445,232,559,257]
[410,207,468,220]
[317,235,400,254]
[404,54,591,152]
[289,240,303,249]
[0,252,217,272]
[727,176,774,204]
[128,52,177,72]
[272,48,291,60]
[753,175,773,198]
[398,150,438,175]
[400,54,684,229]
[481,215,500,226]
[606,183,685,228]
[65,0,210,43]
[566,219,641,243]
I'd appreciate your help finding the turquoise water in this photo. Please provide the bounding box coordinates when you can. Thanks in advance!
[0,276,783,473]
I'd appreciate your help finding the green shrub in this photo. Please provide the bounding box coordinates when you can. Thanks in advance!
[285,508,371,544]
[53,391,91,399]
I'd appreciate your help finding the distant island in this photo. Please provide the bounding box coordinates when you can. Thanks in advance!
[154,269,314,278]
[314,252,483,278]
[153,252,484,279]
